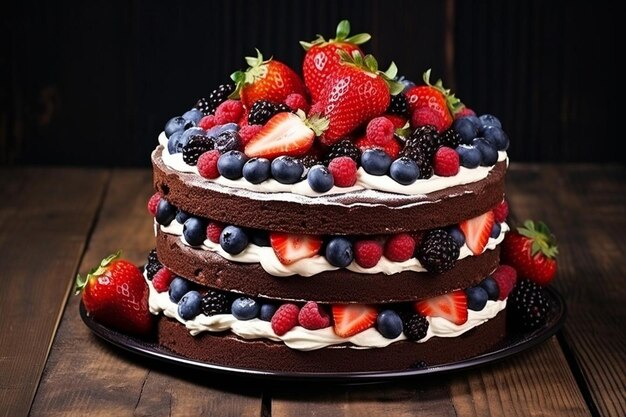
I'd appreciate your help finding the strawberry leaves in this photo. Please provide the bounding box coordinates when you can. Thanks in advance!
[517,220,558,258]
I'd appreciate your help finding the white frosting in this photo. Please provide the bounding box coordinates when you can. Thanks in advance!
[147,276,507,350]
[159,221,509,277]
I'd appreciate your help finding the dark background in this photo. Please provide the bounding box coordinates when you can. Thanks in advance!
[1,0,620,167]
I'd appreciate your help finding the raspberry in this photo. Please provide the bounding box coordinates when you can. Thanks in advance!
[197,150,221,179]
[206,221,224,244]
[298,301,330,330]
[214,99,244,125]
[284,93,309,113]
[238,109,249,128]
[411,107,446,132]
[492,265,517,300]
[152,268,175,293]
[433,146,460,177]
[198,115,217,130]
[384,233,416,262]
[147,192,161,216]
[366,116,395,146]
[271,303,300,336]
[355,135,401,158]
[309,101,325,116]
[454,106,476,119]
[239,124,263,144]
[327,157,357,187]
[354,240,383,268]
[493,200,509,223]
[383,114,408,129]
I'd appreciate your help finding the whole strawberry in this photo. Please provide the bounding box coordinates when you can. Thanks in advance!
[230,49,307,109]
[75,252,153,335]
[405,69,462,132]
[501,221,558,286]
[300,20,371,102]
[315,50,404,145]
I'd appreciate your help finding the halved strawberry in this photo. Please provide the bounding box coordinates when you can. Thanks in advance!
[332,304,378,338]
[269,232,323,265]
[244,111,328,159]
[414,290,468,325]
[460,211,495,255]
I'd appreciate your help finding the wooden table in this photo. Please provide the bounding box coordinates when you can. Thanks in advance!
[1,164,624,417]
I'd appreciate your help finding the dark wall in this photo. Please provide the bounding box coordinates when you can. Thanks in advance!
[1,0,620,167]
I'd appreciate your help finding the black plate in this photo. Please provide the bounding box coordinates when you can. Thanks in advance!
[80,287,566,383]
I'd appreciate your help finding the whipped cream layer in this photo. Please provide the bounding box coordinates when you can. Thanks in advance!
[159,221,509,277]
[147,276,507,351]
[157,132,507,199]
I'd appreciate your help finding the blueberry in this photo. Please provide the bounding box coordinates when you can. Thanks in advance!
[396,75,416,93]
[466,287,489,311]
[214,130,242,153]
[271,156,304,184]
[169,277,192,303]
[164,116,193,138]
[376,310,404,339]
[178,290,202,320]
[482,126,509,151]
[389,157,420,185]
[464,115,482,131]
[167,131,183,154]
[325,237,354,267]
[248,228,270,247]
[473,138,499,166]
[447,226,466,247]
[490,222,502,239]
[452,117,479,145]
[217,151,248,179]
[307,165,334,192]
[182,108,203,125]
[220,225,249,254]
[231,297,260,320]
[183,217,207,246]
[456,145,482,168]
[479,114,502,129]
[207,123,239,137]
[176,210,191,224]
[243,158,271,184]
[479,276,499,301]
[361,149,392,176]
[155,199,177,226]
[259,303,277,321]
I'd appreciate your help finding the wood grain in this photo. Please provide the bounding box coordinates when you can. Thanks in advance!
[28,169,262,417]
[0,167,109,417]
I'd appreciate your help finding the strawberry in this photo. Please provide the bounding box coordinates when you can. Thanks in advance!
[414,290,468,325]
[300,20,371,102]
[460,211,495,255]
[269,232,323,265]
[332,304,378,338]
[244,111,328,159]
[405,69,462,133]
[230,49,307,109]
[75,252,153,335]
[314,51,404,145]
[501,220,558,286]
[355,134,402,158]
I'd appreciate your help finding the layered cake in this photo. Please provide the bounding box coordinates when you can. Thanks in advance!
[137,21,528,373]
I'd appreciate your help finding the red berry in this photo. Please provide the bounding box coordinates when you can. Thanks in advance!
[271,303,300,336]
[284,93,310,113]
[433,146,460,177]
[354,240,383,268]
[492,265,517,300]
[206,221,224,244]
[411,106,448,132]
[308,101,325,116]
[327,156,357,187]
[197,150,221,179]
[152,268,175,293]
[384,233,416,262]
[239,124,263,145]
[147,192,161,216]
[493,200,509,223]
[366,116,395,146]
[298,301,330,330]
[355,135,401,158]
[214,99,244,125]
[454,106,476,119]
[198,115,217,130]
[382,114,408,129]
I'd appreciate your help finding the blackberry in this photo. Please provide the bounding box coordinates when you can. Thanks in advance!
[417,161,434,179]
[323,139,361,165]
[299,154,321,170]
[145,249,162,280]
[207,83,235,115]
[409,125,443,159]
[194,97,211,116]
[201,289,232,316]
[182,135,214,166]
[440,128,462,149]
[274,102,292,113]
[403,313,429,341]
[398,146,434,179]
[387,93,409,116]
[416,229,460,273]
[509,279,550,330]
[248,100,283,125]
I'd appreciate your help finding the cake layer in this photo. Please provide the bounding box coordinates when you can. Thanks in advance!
[157,230,501,303]
[156,310,508,373]
[152,146,506,235]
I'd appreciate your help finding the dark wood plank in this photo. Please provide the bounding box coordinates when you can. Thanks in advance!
[29,169,263,417]
[0,167,109,417]
[507,164,626,417]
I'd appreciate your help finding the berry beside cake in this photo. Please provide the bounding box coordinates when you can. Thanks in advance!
[77,20,559,373]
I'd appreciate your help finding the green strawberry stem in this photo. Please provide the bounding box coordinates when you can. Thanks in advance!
[74,251,121,294]
[517,220,558,258]
[337,50,404,96]
[300,19,371,50]
[229,49,271,100]
[422,69,462,114]
[296,109,329,136]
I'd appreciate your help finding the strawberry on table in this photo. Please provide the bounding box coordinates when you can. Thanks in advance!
[414,290,468,325]
[502,220,558,286]
[270,232,323,265]
[460,211,496,255]
[75,251,153,335]
[332,304,378,338]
